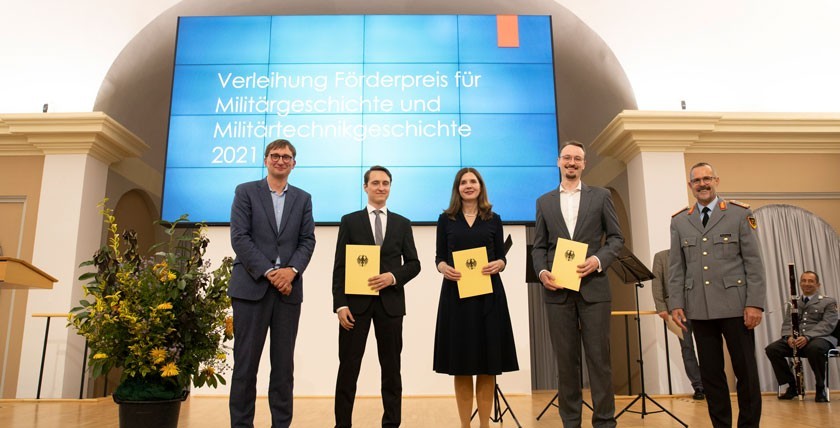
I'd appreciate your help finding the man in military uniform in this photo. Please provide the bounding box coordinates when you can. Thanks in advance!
[668,162,765,428]
[765,270,838,402]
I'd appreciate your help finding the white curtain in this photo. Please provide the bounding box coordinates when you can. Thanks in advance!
[753,204,840,392]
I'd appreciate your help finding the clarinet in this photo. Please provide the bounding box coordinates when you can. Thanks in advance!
[787,263,805,400]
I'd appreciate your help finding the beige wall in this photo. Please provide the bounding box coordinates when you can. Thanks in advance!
[0,156,43,398]
[683,153,840,233]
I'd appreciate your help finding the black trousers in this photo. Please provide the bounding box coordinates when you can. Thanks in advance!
[765,337,833,389]
[334,298,403,428]
[692,317,762,428]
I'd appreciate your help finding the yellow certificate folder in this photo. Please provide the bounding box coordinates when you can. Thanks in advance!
[452,247,493,299]
[550,238,589,292]
[345,244,380,295]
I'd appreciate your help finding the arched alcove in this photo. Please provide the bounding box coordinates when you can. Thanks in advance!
[112,189,158,255]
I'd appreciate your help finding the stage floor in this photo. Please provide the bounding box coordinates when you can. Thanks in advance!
[0,390,834,427]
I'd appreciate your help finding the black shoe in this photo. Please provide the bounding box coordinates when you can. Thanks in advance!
[778,386,798,400]
[815,391,828,403]
[692,389,705,400]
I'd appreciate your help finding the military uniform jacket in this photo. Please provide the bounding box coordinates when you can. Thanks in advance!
[780,294,839,347]
[667,199,766,320]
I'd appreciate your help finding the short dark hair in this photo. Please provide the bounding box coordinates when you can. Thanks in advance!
[364,165,392,184]
[561,140,586,157]
[264,139,296,158]
[802,270,820,284]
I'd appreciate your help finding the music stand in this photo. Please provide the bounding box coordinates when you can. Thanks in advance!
[612,246,687,427]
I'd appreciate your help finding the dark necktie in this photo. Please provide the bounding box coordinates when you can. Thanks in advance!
[701,207,710,227]
[374,209,383,246]
[803,296,810,305]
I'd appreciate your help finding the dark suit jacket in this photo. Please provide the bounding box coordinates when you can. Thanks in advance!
[332,209,421,317]
[228,178,316,303]
[531,184,624,303]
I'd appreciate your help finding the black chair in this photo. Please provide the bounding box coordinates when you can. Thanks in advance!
[824,321,840,402]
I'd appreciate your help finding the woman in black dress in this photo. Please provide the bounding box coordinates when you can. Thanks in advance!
[433,167,519,428]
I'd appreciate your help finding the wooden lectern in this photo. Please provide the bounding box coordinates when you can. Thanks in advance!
[0,257,57,399]
[0,257,58,289]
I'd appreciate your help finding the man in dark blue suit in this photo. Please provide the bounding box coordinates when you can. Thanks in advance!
[332,166,421,428]
[228,139,316,428]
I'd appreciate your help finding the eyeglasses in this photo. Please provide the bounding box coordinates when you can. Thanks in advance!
[560,155,584,163]
[690,176,717,186]
[268,154,294,163]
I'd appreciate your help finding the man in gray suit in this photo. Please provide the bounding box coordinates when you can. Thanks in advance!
[228,139,316,428]
[669,162,765,428]
[765,270,838,402]
[650,249,705,400]
[532,141,624,428]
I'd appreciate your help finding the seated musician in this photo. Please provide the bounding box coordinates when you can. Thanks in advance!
[764,270,838,402]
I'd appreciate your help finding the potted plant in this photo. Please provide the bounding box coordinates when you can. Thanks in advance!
[69,201,233,428]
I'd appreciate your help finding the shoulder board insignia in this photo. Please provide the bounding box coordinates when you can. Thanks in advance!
[729,199,751,209]
[719,200,727,210]
[747,215,757,230]
[672,207,689,217]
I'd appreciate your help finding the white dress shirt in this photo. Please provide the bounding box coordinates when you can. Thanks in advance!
[560,181,582,238]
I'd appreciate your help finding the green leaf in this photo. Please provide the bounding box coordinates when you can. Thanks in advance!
[78,272,97,281]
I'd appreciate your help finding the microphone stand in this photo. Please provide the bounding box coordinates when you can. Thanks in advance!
[469,235,521,427]
[536,363,593,420]
[470,377,521,427]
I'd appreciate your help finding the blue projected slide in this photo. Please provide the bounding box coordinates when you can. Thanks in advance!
[163,15,559,223]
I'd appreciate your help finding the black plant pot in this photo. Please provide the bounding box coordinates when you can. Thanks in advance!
[113,391,189,428]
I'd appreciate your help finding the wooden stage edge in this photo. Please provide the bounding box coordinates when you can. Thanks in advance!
[6,390,834,402]
[1,390,835,427]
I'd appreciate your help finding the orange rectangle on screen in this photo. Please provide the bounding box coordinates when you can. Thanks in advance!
[496,15,520,48]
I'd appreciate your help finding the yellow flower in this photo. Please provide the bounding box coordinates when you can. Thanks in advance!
[150,348,167,364]
[160,362,179,377]
[216,353,226,361]
[202,366,216,376]
[166,271,177,282]
[224,315,234,338]
[93,353,108,360]
[156,302,173,311]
